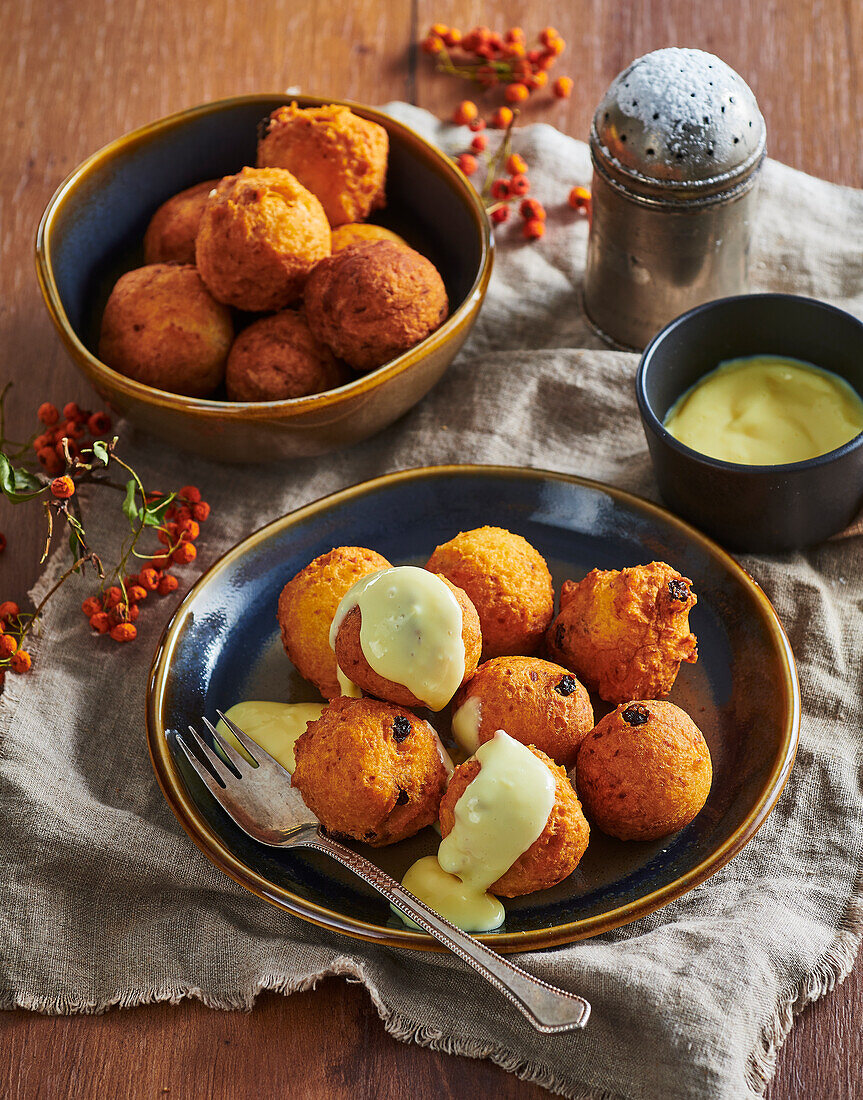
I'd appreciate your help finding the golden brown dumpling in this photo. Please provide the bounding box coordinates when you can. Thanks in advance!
[426,527,554,659]
[576,700,712,841]
[225,310,351,401]
[257,103,388,226]
[547,562,698,702]
[143,180,218,265]
[332,573,482,709]
[196,167,330,312]
[440,745,589,897]
[98,264,232,397]
[451,656,593,769]
[292,697,447,846]
[331,222,407,252]
[277,546,391,699]
[304,241,448,372]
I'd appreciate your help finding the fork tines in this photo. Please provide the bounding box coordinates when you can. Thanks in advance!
[215,710,292,779]
[176,711,291,797]
[176,724,230,795]
[176,716,245,784]
[215,710,264,765]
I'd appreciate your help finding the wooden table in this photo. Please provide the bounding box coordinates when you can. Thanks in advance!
[1,2,860,1097]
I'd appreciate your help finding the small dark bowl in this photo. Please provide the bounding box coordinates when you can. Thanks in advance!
[637,294,863,553]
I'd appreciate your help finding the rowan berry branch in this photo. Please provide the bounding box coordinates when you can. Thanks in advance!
[421,24,571,98]
[0,386,211,680]
[424,25,592,238]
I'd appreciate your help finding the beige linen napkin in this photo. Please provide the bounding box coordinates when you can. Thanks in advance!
[2,104,863,1100]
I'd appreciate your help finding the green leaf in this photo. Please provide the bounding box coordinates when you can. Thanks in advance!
[75,440,110,471]
[13,466,43,493]
[0,452,45,502]
[67,514,86,545]
[92,440,109,466]
[143,491,176,527]
[67,516,86,565]
[122,479,141,529]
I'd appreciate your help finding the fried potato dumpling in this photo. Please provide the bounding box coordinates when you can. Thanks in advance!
[225,309,351,401]
[547,562,698,703]
[143,179,218,265]
[331,222,408,252]
[257,103,388,227]
[576,700,712,841]
[426,526,554,659]
[332,574,482,709]
[440,746,589,897]
[304,241,448,372]
[196,167,330,312]
[292,697,447,846]
[451,656,593,769]
[98,263,232,396]
[278,546,391,699]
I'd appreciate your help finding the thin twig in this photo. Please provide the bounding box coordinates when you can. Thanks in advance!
[14,554,97,648]
[40,501,54,564]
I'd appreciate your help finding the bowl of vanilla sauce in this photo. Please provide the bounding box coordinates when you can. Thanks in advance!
[637,294,863,552]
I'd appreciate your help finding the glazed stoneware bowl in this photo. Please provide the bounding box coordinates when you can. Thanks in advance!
[637,294,863,553]
[36,94,492,463]
[147,465,799,952]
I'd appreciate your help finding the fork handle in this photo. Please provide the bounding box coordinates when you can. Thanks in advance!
[296,831,590,1033]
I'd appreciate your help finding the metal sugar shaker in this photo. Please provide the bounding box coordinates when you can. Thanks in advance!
[583,48,766,351]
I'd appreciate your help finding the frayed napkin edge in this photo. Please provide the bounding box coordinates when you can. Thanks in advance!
[3,888,863,1100]
[0,954,628,1100]
[746,884,863,1094]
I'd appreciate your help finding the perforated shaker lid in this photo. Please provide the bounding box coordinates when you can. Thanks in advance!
[591,48,766,196]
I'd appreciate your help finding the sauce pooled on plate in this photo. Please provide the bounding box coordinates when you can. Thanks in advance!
[215,701,326,773]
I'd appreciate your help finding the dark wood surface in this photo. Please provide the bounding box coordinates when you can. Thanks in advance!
[1,2,861,1097]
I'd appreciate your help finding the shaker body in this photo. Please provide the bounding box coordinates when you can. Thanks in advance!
[584,168,758,351]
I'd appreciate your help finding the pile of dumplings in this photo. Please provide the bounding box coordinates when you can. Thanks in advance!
[98,104,449,402]
[279,526,713,903]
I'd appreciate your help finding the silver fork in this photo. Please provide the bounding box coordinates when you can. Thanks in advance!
[175,710,591,1033]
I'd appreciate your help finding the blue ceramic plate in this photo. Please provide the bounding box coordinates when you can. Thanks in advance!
[147,465,799,952]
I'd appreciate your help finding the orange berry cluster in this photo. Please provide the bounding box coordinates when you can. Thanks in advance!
[489,157,547,238]
[0,391,217,679]
[453,100,517,132]
[455,118,547,240]
[81,485,209,644]
[422,24,590,243]
[34,402,112,477]
[0,603,31,684]
[458,132,592,237]
[422,25,573,104]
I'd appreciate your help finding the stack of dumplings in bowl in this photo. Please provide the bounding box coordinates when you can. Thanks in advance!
[98,103,449,403]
